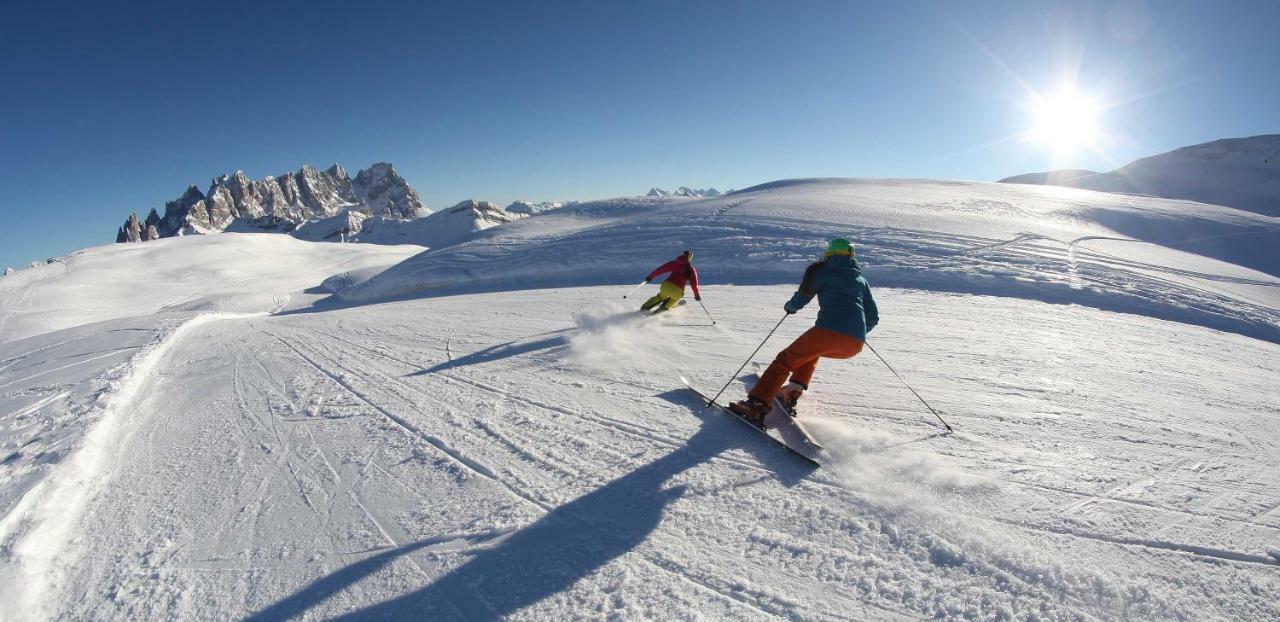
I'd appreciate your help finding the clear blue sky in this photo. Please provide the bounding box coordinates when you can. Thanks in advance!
[2,0,1277,269]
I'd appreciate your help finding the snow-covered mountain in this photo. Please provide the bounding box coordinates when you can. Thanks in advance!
[352,199,518,248]
[999,169,1099,185]
[290,209,370,242]
[114,163,429,241]
[1002,135,1280,216]
[505,200,567,216]
[646,186,724,198]
[4,177,1278,620]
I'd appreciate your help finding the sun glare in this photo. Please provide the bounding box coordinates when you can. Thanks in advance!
[1027,89,1101,152]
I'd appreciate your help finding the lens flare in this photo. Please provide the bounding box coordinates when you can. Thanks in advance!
[1027,89,1101,152]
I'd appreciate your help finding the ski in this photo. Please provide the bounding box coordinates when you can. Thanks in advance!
[741,372,824,451]
[771,397,825,451]
[680,375,822,466]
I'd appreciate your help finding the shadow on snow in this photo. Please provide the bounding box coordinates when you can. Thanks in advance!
[243,389,815,621]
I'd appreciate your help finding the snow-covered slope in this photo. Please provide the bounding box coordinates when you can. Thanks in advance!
[999,169,1099,185]
[3,285,1277,620]
[2,178,1278,620]
[505,200,566,216]
[1003,135,1280,216]
[353,200,518,248]
[290,209,369,242]
[0,234,424,346]
[343,178,1280,343]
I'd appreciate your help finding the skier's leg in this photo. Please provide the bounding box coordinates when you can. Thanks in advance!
[789,328,865,388]
[660,282,685,310]
[748,327,827,403]
[640,293,664,311]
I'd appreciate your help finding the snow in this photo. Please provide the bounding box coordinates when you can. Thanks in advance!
[343,178,1280,343]
[999,169,1099,185]
[1,178,1277,620]
[1004,135,1280,216]
[291,209,369,242]
[0,233,423,345]
[506,200,566,216]
[353,200,516,248]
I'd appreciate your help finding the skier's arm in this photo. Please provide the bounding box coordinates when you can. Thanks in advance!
[646,260,677,282]
[785,262,824,313]
[862,280,879,332]
[689,265,701,299]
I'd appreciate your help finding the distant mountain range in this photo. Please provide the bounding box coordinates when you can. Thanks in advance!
[646,187,724,198]
[111,164,731,251]
[115,163,428,242]
[1001,135,1280,216]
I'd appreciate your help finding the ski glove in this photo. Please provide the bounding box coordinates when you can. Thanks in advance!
[644,277,652,283]
[695,295,701,301]
[783,300,801,314]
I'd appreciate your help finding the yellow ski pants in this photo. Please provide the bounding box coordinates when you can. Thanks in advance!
[641,281,685,311]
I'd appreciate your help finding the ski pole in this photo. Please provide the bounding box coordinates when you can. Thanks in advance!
[696,298,717,325]
[707,313,788,407]
[621,281,647,299]
[866,343,953,432]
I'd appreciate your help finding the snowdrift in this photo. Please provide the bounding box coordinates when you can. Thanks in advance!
[340,178,1280,343]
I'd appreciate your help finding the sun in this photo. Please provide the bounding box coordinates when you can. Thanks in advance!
[1026,89,1101,152]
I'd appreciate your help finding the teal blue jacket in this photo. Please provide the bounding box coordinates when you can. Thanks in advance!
[785,255,879,341]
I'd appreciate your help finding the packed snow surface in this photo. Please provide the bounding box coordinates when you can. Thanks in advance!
[1,178,1277,620]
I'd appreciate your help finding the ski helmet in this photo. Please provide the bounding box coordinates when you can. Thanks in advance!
[682,249,694,261]
[824,238,854,257]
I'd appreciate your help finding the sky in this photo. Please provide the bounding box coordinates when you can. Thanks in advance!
[1,0,1277,269]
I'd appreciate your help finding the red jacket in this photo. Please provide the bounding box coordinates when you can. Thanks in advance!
[647,256,700,297]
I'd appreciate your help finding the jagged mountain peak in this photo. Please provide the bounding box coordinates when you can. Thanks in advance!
[646,186,722,198]
[326,164,349,181]
[115,162,429,242]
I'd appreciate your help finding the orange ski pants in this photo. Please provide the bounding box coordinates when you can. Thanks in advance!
[749,326,864,403]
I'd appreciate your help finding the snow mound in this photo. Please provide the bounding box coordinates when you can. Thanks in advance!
[342,178,1280,343]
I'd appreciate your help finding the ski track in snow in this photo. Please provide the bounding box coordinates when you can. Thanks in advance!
[0,286,1271,621]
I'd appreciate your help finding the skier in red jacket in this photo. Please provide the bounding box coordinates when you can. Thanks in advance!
[640,250,701,313]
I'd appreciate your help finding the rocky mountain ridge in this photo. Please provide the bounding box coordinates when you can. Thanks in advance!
[115,163,428,242]
[646,186,723,198]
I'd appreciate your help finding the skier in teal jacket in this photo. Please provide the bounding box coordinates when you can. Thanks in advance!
[730,238,878,425]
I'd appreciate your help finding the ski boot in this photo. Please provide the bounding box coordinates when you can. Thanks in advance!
[728,396,771,429]
[776,382,805,418]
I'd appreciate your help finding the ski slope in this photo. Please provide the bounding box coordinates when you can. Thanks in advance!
[342,179,1280,344]
[1,179,1278,620]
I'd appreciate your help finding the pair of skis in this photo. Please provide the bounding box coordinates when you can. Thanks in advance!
[680,376,824,467]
